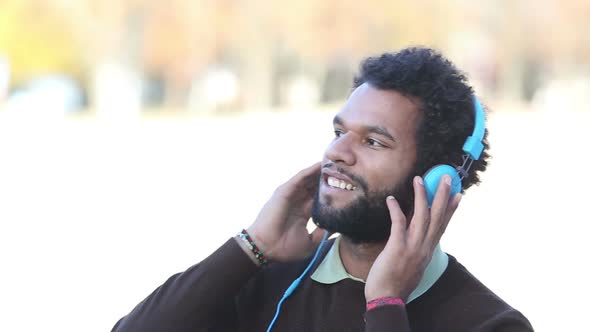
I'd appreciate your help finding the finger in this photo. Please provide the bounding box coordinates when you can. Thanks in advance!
[279,162,321,198]
[297,162,322,182]
[386,196,407,246]
[426,193,460,252]
[408,176,429,239]
[439,193,461,236]
[301,162,322,190]
[301,197,314,217]
[286,162,321,190]
[425,175,452,244]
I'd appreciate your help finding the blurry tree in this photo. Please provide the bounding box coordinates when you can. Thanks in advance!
[0,0,589,109]
[0,0,81,84]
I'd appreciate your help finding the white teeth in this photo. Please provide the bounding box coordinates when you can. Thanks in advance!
[327,177,336,186]
[327,176,355,191]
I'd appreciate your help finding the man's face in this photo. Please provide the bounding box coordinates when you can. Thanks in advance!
[311,83,420,243]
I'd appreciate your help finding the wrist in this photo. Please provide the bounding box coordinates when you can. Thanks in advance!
[366,296,405,311]
[236,229,268,266]
[234,235,261,266]
[365,286,410,303]
[365,291,409,303]
[246,226,278,260]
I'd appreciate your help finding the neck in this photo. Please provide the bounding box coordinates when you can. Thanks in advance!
[338,236,386,281]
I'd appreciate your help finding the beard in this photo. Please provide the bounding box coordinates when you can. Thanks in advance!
[311,169,414,244]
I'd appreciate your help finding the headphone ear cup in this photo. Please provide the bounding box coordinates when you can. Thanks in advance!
[423,165,462,207]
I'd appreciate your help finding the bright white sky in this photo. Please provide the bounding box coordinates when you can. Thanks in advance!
[0,109,587,332]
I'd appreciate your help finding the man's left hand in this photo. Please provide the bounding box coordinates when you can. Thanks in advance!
[364,175,461,302]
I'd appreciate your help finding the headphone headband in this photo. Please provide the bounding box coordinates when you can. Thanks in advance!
[462,96,486,160]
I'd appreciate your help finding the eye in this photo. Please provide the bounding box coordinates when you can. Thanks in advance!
[367,138,385,148]
[334,129,344,138]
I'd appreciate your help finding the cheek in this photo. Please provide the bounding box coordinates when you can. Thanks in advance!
[362,153,415,191]
[366,174,400,193]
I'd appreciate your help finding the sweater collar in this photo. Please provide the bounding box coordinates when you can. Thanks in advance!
[310,236,448,303]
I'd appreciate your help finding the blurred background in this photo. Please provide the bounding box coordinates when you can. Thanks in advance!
[0,0,588,331]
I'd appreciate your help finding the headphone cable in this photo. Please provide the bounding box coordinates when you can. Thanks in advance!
[265,231,330,332]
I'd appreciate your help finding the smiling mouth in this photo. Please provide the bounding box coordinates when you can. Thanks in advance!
[326,176,357,191]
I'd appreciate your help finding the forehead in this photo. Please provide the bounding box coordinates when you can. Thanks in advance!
[336,83,421,141]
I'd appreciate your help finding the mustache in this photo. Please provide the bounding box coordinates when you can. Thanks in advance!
[322,162,369,193]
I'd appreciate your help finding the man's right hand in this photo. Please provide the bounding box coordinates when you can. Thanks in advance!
[245,162,328,262]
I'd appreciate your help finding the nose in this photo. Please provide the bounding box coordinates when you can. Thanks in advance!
[324,133,356,165]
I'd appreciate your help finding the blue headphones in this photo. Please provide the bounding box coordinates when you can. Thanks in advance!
[423,96,486,206]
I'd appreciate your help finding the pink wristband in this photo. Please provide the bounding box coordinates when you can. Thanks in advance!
[366,297,405,311]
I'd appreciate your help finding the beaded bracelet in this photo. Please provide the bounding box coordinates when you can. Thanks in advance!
[237,229,268,266]
[366,297,405,311]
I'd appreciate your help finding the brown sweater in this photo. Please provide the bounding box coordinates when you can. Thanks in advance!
[112,238,533,332]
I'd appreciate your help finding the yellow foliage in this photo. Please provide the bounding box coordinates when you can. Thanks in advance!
[0,0,81,83]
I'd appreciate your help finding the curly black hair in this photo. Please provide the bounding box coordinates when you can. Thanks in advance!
[353,47,490,192]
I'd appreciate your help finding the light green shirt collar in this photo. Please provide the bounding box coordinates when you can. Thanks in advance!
[310,236,448,303]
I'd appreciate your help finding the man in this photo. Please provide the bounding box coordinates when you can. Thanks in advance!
[113,47,533,331]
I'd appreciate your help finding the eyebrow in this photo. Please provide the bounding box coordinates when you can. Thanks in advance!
[333,116,396,142]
